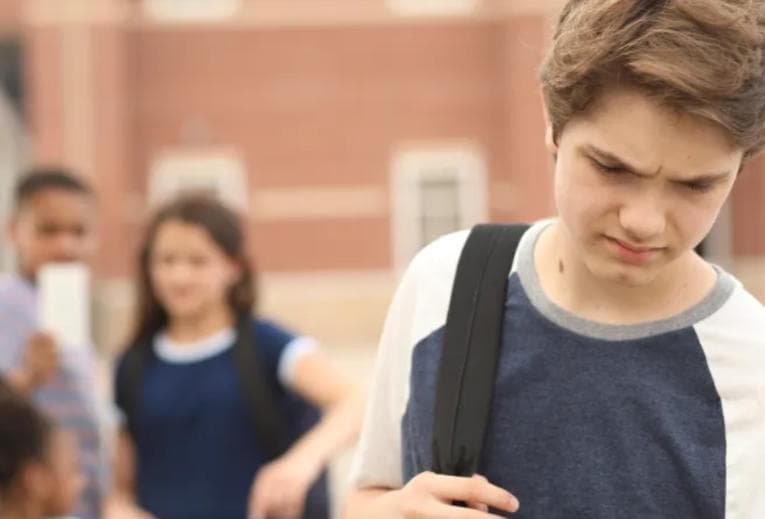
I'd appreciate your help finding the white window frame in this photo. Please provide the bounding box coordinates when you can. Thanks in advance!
[143,0,242,22]
[386,0,480,17]
[391,144,488,272]
[148,149,248,211]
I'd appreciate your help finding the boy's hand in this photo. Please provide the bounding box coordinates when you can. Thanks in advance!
[395,472,519,518]
[20,332,59,389]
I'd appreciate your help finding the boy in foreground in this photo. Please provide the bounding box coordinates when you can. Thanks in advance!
[345,1,765,517]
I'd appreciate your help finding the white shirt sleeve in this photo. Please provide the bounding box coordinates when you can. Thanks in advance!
[348,231,468,490]
[277,336,320,388]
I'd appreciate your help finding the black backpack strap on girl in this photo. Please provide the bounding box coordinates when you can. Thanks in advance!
[431,223,529,477]
[231,315,291,460]
[116,339,148,442]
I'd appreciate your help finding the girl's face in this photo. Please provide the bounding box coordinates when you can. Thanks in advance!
[149,220,242,322]
[37,430,84,516]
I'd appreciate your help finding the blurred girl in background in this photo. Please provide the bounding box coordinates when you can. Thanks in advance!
[107,194,362,519]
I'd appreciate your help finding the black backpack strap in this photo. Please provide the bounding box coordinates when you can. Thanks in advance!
[116,342,148,441]
[231,316,291,460]
[431,223,529,476]
[234,317,331,519]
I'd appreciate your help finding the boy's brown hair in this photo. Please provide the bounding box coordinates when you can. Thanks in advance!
[540,0,765,159]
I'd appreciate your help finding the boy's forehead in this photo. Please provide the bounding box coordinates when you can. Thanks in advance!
[15,188,94,216]
[566,89,743,175]
[582,89,736,140]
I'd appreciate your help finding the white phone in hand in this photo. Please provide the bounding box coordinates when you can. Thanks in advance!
[38,262,91,351]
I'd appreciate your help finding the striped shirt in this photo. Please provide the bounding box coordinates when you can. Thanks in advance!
[0,273,105,519]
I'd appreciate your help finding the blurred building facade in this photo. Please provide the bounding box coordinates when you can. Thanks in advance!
[2,0,765,352]
[0,4,26,271]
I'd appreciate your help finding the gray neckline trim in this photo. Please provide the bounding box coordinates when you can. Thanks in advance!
[515,221,737,341]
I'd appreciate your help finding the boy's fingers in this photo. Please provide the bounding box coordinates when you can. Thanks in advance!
[430,501,510,519]
[423,473,519,512]
[467,501,489,511]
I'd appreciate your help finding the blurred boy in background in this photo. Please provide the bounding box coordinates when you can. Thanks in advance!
[0,168,105,519]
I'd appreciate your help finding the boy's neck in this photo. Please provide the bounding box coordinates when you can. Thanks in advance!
[165,304,236,344]
[535,222,718,325]
[16,268,36,286]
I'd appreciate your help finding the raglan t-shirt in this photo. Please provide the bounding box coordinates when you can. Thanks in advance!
[350,221,765,518]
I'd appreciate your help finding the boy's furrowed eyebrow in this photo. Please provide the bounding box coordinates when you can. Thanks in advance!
[583,145,642,173]
[582,144,733,183]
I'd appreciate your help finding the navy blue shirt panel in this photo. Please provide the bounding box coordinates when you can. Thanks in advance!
[402,274,725,519]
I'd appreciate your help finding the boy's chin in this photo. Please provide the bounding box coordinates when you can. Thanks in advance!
[588,260,662,288]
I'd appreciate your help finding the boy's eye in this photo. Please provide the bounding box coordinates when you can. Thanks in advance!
[681,181,713,193]
[591,159,624,175]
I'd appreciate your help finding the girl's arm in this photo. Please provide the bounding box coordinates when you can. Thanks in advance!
[104,430,156,519]
[248,348,365,519]
[282,348,365,467]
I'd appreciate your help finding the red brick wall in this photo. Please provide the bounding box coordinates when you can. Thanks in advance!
[25,25,66,160]
[493,15,554,222]
[0,0,21,33]
[133,20,548,272]
[732,156,765,256]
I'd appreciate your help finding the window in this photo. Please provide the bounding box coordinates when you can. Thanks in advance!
[419,174,461,245]
[391,145,487,271]
[148,150,248,211]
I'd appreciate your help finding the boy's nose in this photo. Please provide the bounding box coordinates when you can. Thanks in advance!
[618,200,666,243]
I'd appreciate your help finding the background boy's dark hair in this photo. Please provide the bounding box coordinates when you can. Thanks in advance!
[0,391,53,494]
[14,167,93,210]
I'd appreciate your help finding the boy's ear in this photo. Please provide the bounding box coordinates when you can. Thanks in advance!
[540,91,558,154]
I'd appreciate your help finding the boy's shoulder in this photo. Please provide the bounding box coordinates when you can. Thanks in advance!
[409,229,471,280]
[0,273,29,299]
[0,274,35,329]
[696,276,765,348]
[400,224,541,348]
[398,230,471,345]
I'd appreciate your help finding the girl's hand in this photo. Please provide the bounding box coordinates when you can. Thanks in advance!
[248,452,323,519]
[103,495,157,519]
